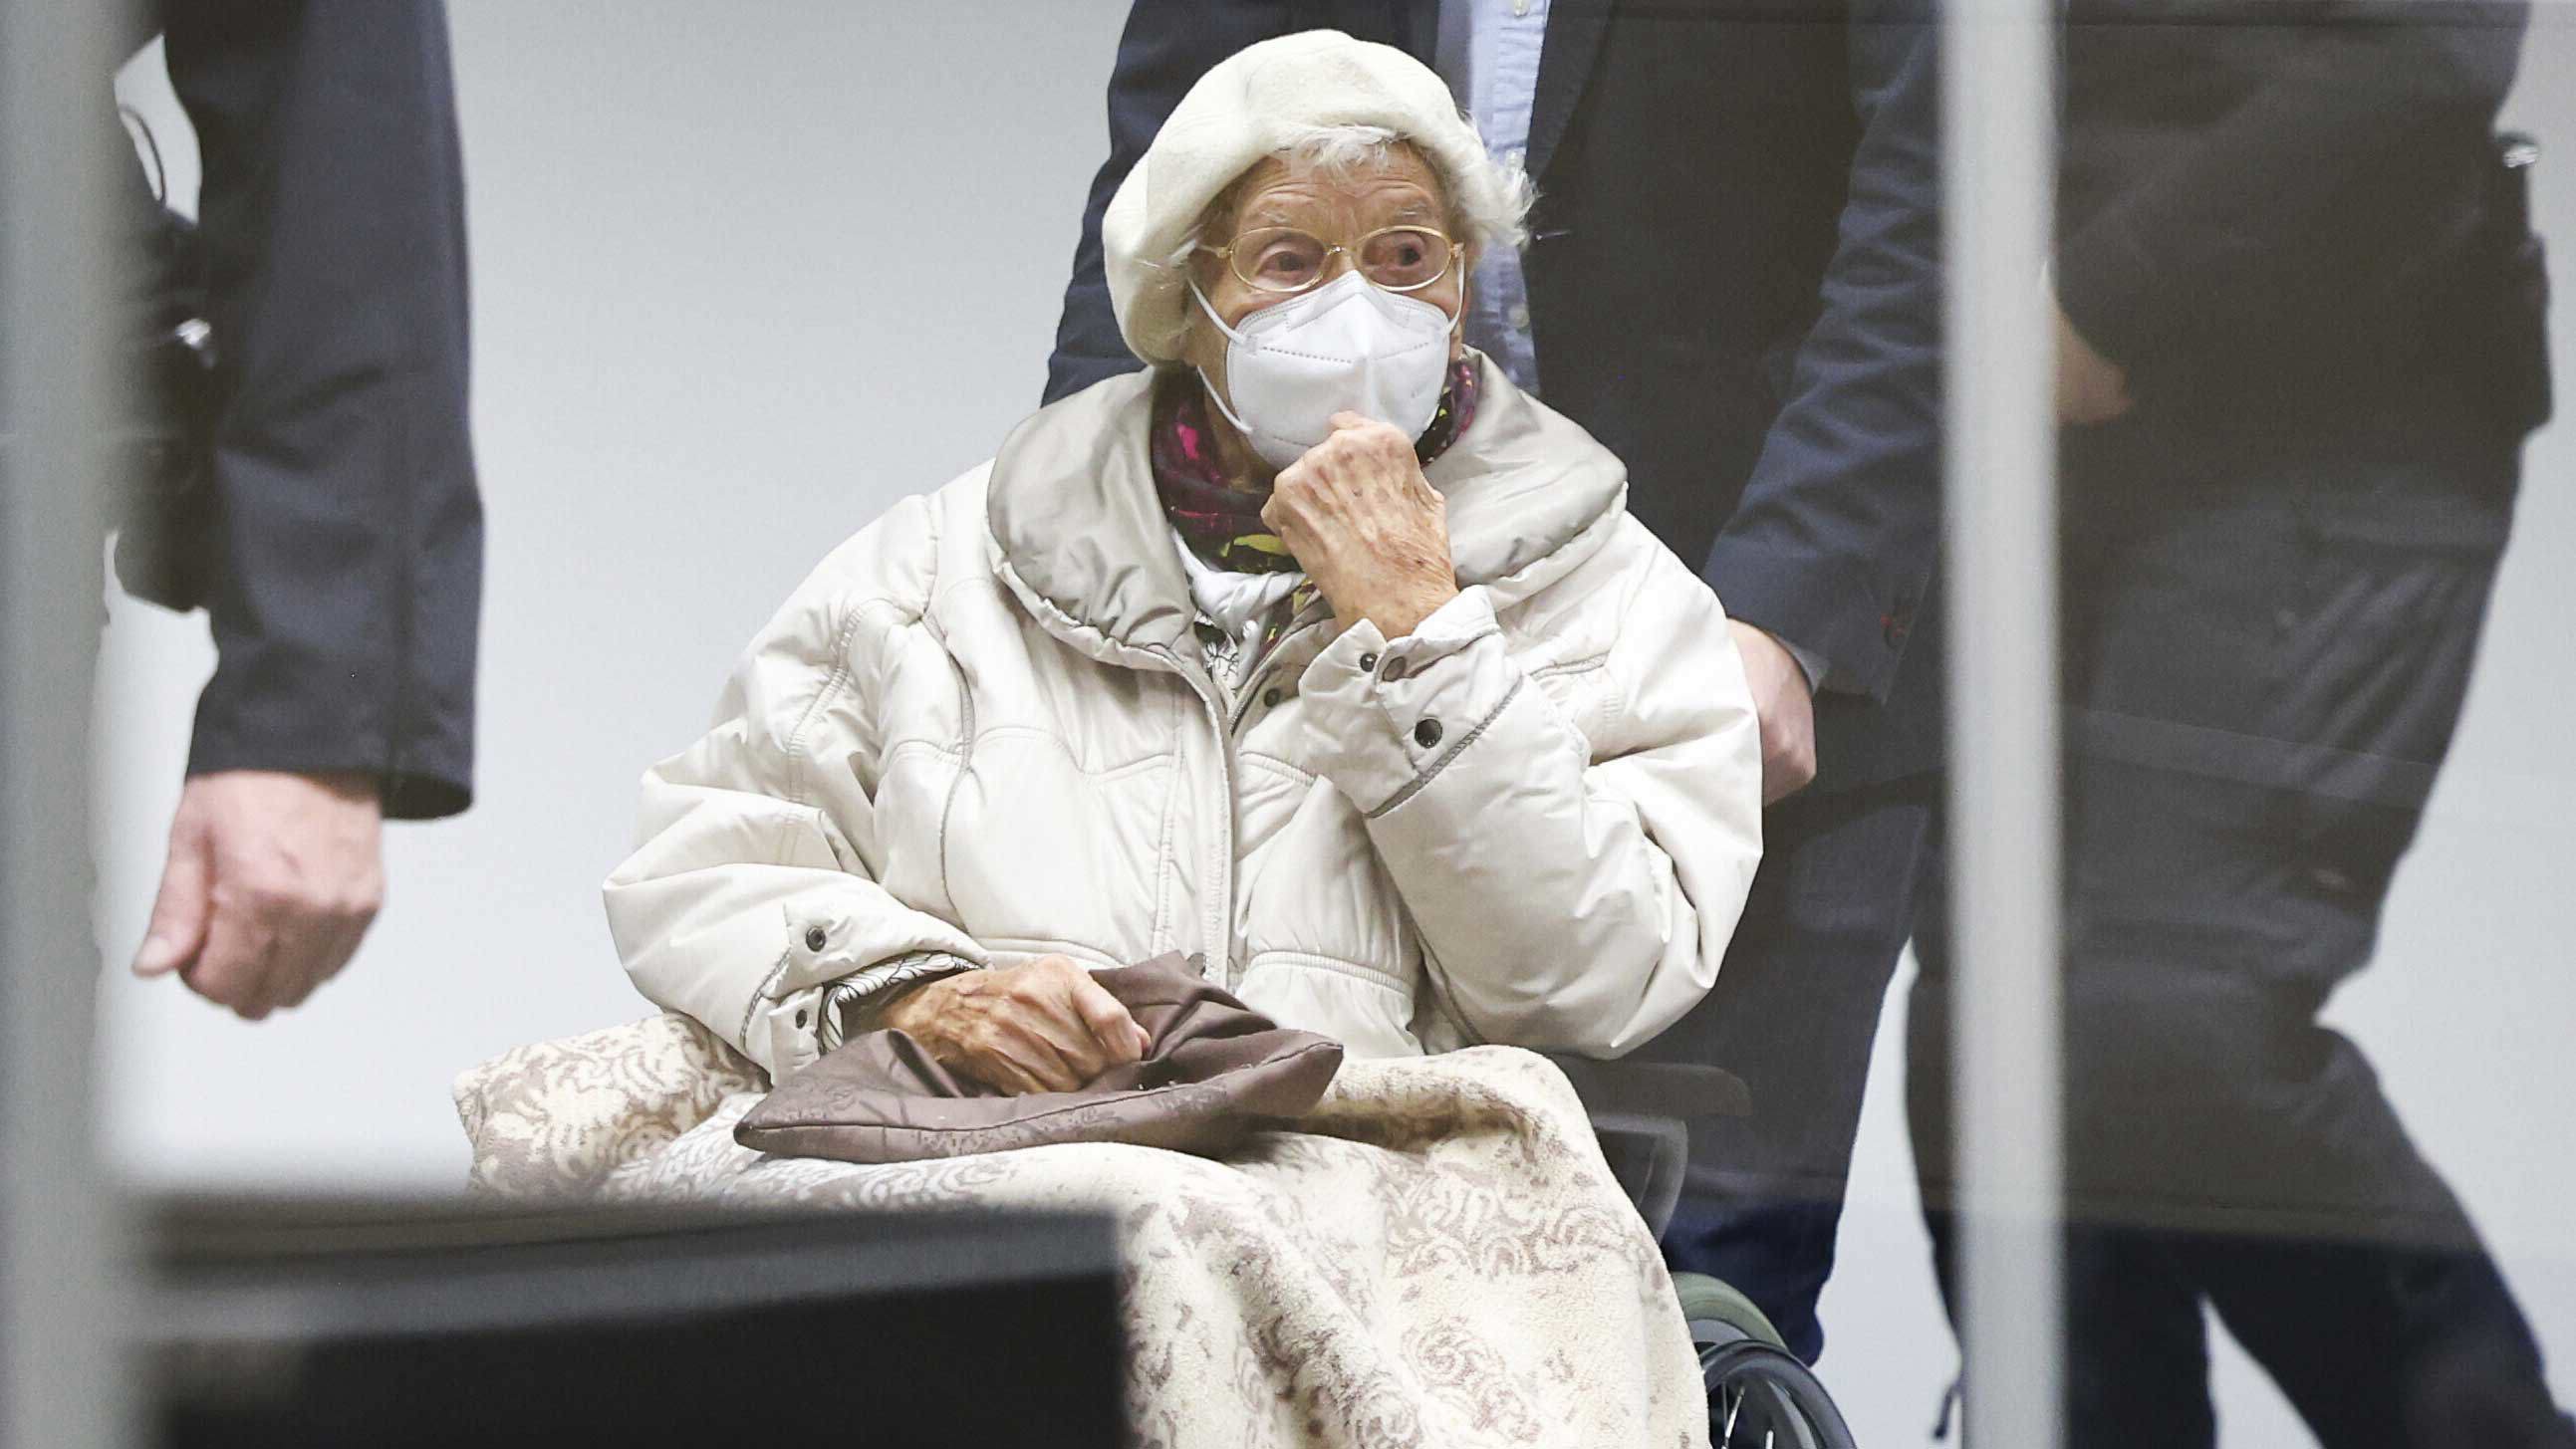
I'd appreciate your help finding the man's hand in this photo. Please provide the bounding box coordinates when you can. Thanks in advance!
[1730,621,1819,804]
[130,771,385,1020]
[2054,299,2134,426]
[877,956,1153,1095]
[1262,412,1460,639]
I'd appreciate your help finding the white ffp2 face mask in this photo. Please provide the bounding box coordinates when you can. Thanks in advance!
[1191,271,1457,470]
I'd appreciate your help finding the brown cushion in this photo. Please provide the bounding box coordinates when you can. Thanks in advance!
[734,954,1344,1164]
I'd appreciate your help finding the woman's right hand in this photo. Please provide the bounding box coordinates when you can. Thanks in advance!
[875,955,1153,1094]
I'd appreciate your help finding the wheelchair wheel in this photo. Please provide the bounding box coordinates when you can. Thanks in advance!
[1674,1273,1788,1351]
[1674,1274,1856,1449]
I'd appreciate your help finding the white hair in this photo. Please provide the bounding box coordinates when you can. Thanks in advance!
[1158,121,1536,312]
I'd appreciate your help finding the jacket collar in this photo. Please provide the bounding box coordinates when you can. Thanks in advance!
[1523,0,1612,184]
[1323,0,1599,183]
[985,353,1630,669]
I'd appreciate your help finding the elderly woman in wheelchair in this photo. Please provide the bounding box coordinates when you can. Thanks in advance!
[456,30,1855,1447]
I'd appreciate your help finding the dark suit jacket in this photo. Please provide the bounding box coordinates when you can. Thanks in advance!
[151,0,483,820]
[1045,0,1945,793]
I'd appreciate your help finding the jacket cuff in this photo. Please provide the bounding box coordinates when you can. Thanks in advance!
[818,952,982,1051]
[1699,537,1920,701]
[751,906,988,1078]
[1297,588,1521,816]
[1767,630,1830,695]
[184,735,473,823]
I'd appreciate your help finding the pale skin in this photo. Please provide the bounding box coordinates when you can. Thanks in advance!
[131,770,385,1019]
[1730,623,1819,804]
[878,955,1154,1095]
[2055,296,2135,425]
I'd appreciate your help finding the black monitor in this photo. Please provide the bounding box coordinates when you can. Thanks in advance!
[144,1198,1124,1448]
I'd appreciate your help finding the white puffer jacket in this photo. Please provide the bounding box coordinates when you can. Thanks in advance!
[605,362,1763,1081]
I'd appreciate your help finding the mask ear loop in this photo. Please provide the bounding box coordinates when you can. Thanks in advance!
[1197,361,1259,438]
[1187,278,1263,438]
[1188,276,1252,347]
[1425,269,1469,441]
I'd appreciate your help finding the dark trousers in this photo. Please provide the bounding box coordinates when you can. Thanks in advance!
[1647,770,1942,1364]
[1907,399,2573,1448]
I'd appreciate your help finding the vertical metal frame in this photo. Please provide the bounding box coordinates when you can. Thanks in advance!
[1940,0,2066,1442]
[2,2,135,1447]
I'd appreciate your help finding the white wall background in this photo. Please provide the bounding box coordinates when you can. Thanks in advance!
[98,4,2576,1443]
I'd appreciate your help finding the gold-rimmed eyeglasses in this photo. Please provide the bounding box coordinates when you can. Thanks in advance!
[1196,224,1462,296]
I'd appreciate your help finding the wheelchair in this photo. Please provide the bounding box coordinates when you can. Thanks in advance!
[1548,1056,1860,1449]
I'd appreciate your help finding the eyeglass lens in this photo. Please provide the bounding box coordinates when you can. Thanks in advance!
[1228,226,1452,294]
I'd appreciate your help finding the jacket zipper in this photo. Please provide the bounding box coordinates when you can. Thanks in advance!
[1174,665,1241,989]
[1166,601,1331,989]
[1227,607,1334,734]
[1207,608,1338,989]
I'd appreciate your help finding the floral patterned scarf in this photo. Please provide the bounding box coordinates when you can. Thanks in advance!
[1152,360,1480,575]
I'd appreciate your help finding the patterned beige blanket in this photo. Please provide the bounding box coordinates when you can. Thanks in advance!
[455,1015,1709,1449]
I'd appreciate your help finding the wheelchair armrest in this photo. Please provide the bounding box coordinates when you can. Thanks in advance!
[1541,1056,1752,1122]
[1544,1058,1752,1236]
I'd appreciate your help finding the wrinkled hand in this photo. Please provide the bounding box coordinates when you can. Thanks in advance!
[876,955,1153,1095]
[2054,299,2134,426]
[1262,412,1459,640]
[130,770,385,1020]
[1730,621,1819,804]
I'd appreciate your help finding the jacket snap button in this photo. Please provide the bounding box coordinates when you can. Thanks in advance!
[1414,717,1443,748]
[793,1008,809,1029]
[1263,688,1283,708]
[804,926,828,952]
[1358,651,1379,673]
[1381,656,1409,682]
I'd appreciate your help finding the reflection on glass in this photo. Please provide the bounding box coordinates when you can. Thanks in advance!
[1917,0,2570,1442]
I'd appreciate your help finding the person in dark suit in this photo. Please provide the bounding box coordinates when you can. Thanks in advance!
[118,1,481,1021]
[1901,1,2576,1441]
[1046,0,1942,1364]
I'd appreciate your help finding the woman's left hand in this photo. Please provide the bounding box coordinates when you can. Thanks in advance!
[1262,412,1459,639]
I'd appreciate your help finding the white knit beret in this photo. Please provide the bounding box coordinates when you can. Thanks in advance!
[1102,29,1519,365]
